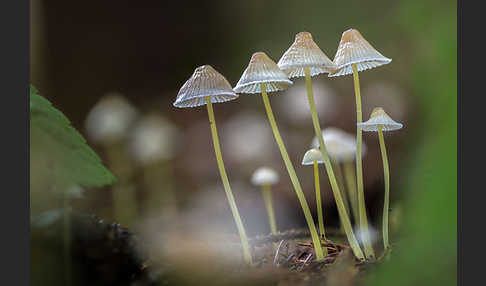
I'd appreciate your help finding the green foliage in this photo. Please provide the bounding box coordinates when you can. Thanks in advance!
[30,85,116,190]
[366,1,456,285]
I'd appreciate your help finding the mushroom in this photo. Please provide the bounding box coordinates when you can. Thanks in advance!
[85,92,138,145]
[174,65,252,265]
[301,149,327,241]
[328,29,392,259]
[278,32,364,259]
[129,113,181,218]
[311,127,368,224]
[251,167,279,238]
[84,93,138,227]
[358,107,403,251]
[234,52,327,261]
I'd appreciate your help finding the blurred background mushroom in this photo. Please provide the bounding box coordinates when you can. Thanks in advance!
[84,93,139,227]
[129,113,182,219]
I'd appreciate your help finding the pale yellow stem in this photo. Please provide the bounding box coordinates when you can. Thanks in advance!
[205,96,253,265]
[314,161,326,239]
[142,161,177,218]
[260,83,327,259]
[331,157,350,218]
[352,64,375,259]
[378,125,391,250]
[343,160,360,224]
[262,184,277,235]
[106,142,137,227]
[304,67,364,260]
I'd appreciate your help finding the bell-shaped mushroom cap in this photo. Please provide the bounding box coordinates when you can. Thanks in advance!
[329,29,392,77]
[234,52,293,94]
[302,148,325,166]
[85,92,138,144]
[311,127,367,162]
[358,107,403,132]
[251,167,280,186]
[173,65,238,108]
[277,32,336,78]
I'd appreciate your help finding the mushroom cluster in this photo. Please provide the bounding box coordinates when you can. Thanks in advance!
[173,29,402,265]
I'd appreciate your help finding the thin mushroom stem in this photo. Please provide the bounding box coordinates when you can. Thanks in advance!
[205,96,253,265]
[378,125,391,250]
[63,187,71,286]
[352,63,375,259]
[343,160,360,224]
[262,184,277,235]
[262,183,278,250]
[142,161,177,218]
[313,161,326,240]
[331,157,351,235]
[304,67,364,260]
[331,157,350,218]
[260,83,327,260]
[105,142,138,227]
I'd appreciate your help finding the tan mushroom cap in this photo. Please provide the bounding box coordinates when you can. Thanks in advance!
[278,32,336,78]
[173,65,238,108]
[358,107,403,132]
[234,52,293,94]
[302,148,325,166]
[251,167,280,186]
[329,29,392,77]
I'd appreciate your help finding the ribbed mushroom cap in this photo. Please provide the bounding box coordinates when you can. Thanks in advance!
[358,107,403,132]
[278,32,336,78]
[251,167,280,186]
[174,65,238,108]
[302,148,325,166]
[329,29,392,77]
[234,52,293,94]
[311,127,367,162]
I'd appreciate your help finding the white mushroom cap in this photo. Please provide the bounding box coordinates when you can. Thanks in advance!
[85,92,138,144]
[251,167,279,186]
[329,29,392,77]
[311,127,367,162]
[301,148,325,166]
[277,32,336,78]
[129,114,181,164]
[233,52,293,94]
[173,65,238,108]
[358,107,403,132]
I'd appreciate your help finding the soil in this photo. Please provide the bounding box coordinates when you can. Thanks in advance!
[31,211,383,286]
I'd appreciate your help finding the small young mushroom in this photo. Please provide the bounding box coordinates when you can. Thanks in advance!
[301,148,327,242]
[85,92,138,145]
[311,127,368,224]
[358,107,403,251]
[85,93,138,227]
[174,65,253,265]
[129,114,181,218]
[328,29,392,259]
[251,167,279,237]
[234,52,327,261]
[278,32,364,260]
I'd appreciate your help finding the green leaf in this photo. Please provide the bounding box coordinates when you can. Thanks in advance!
[30,84,117,189]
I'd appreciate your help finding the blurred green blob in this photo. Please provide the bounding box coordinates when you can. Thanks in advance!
[30,85,116,213]
[366,0,457,285]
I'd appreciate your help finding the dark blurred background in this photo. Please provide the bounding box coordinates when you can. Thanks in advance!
[30,0,456,285]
